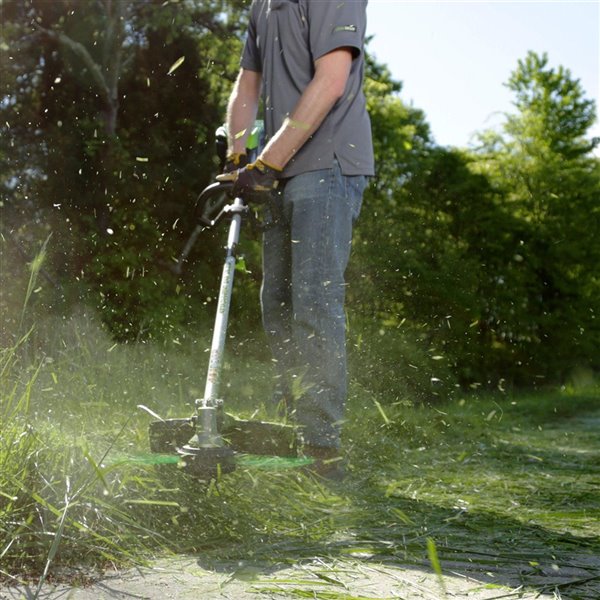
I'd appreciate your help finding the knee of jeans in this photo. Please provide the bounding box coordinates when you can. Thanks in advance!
[293,299,346,336]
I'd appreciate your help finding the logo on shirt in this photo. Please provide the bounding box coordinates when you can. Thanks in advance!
[333,24,358,33]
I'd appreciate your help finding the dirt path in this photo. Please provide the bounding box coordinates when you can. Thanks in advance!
[3,553,599,600]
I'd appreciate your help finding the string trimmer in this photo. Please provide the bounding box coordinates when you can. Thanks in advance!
[147,180,300,478]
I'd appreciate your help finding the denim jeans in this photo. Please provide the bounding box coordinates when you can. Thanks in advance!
[261,160,366,448]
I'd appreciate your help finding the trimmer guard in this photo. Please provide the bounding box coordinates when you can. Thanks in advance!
[149,415,299,458]
[222,414,298,457]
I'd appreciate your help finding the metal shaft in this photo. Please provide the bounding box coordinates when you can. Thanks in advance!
[201,197,244,406]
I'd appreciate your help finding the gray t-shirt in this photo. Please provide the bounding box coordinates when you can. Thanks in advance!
[241,0,375,178]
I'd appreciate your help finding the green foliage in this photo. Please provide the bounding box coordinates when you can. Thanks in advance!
[349,50,599,390]
[349,315,455,403]
[350,58,456,399]
[354,66,516,390]
[471,51,600,383]
[1,2,598,389]
[86,202,189,341]
[506,51,597,158]
[1,0,248,341]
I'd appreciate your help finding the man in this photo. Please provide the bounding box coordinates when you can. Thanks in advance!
[221,0,374,477]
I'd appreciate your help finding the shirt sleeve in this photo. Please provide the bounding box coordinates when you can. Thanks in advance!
[306,0,367,61]
[240,2,262,72]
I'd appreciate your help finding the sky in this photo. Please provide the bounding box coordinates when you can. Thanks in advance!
[365,0,600,149]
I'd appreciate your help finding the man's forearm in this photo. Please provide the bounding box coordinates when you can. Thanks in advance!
[226,69,262,155]
[260,48,353,169]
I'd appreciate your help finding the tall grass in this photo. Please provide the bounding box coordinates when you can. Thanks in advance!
[3,316,599,596]
[17,235,51,334]
[0,320,187,587]
[0,242,169,587]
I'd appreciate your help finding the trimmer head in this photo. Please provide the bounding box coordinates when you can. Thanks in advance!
[177,445,236,478]
[148,417,235,478]
[148,413,299,478]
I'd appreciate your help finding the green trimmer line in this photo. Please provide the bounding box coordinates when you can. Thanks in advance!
[147,178,300,479]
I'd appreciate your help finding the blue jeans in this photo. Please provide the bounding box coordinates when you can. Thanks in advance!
[261,160,366,448]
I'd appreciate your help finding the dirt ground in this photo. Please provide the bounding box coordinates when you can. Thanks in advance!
[3,553,599,600]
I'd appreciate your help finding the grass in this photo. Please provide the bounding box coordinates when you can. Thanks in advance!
[1,299,599,597]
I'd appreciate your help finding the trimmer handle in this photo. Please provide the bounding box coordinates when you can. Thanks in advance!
[194,181,241,228]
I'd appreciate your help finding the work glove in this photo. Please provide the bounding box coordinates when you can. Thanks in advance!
[218,152,248,181]
[218,158,281,202]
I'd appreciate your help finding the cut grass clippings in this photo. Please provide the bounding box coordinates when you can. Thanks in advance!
[1,312,599,599]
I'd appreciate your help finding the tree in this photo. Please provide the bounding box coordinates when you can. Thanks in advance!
[1,0,249,340]
[472,51,600,382]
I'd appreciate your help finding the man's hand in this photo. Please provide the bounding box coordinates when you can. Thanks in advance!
[218,158,282,201]
[218,152,248,181]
